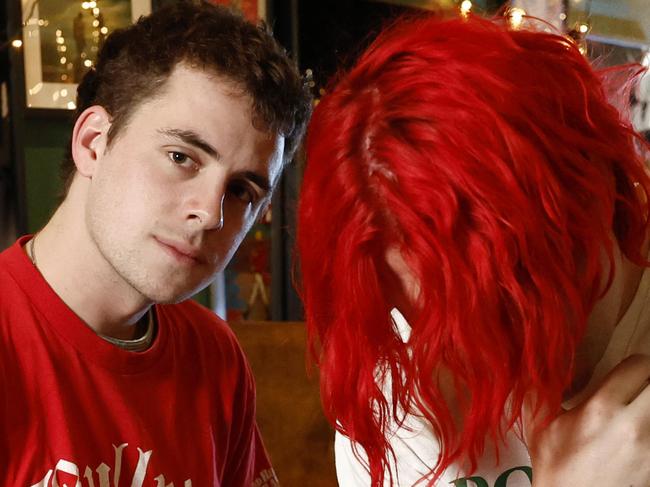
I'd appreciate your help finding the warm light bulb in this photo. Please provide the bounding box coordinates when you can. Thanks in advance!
[460,0,472,15]
[578,23,589,34]
[11,39,23,48]
[508,7,526,29]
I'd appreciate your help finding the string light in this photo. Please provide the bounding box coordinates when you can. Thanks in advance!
[460,0,472,17]
[566,21,590,57]
[507,7,526,29]
[11,39,23,48]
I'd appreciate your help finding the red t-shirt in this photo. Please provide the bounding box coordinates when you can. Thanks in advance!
[0,237,277,486]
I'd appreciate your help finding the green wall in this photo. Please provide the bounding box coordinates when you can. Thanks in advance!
[22,118,70,232]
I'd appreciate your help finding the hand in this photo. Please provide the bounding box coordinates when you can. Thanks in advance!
[524,354,650,487]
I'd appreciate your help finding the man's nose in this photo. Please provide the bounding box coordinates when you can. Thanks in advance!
[186,191,225,231]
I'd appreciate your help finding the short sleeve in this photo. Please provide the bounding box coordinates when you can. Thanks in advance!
[335,431,372,486]
[334,411,444,487]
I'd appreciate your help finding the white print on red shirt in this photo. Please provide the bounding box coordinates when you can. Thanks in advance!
[30,443,192,487]
[252,468,279,487]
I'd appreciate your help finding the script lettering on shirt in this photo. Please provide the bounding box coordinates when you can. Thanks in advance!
[30,442,193,487]
[450,466,533,487]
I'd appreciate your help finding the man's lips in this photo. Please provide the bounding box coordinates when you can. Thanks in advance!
[155,237,206,264]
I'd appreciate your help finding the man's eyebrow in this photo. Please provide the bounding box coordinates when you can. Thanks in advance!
[157,128,220,159]
[241,171,271,193]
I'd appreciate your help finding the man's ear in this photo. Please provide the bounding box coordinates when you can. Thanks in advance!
[71,106,111,178]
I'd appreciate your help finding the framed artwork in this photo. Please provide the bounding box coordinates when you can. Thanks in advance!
[21,0,151,110]
[209,0,266,22]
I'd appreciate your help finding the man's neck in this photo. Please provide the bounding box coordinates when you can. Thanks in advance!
[30,195,152,340]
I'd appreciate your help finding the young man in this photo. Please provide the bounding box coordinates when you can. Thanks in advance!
[298,14,650,487]
[0,2,310,485]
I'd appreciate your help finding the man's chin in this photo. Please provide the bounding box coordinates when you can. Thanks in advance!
[154,290,200,305]
[144,282,207,305]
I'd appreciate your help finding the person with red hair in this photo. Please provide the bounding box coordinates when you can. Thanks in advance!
[298,13,650,487]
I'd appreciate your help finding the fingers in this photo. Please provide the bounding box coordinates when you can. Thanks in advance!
[589,354,650,406]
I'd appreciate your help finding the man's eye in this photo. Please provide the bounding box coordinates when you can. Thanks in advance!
[168,151,190,165]
[229,182,258,205]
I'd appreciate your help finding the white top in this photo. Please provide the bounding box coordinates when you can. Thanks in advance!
[336,268,650,486]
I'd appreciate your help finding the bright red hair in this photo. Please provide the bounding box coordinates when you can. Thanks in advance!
[297,14,650,485]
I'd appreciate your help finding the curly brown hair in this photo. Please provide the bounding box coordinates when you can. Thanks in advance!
[61,0,311,193]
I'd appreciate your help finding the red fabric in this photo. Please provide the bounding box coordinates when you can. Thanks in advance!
[0,237,276,487]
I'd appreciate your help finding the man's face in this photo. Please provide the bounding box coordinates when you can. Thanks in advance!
[84,64,284,303]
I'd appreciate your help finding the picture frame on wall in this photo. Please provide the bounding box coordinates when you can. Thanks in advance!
[20,0,151,110]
